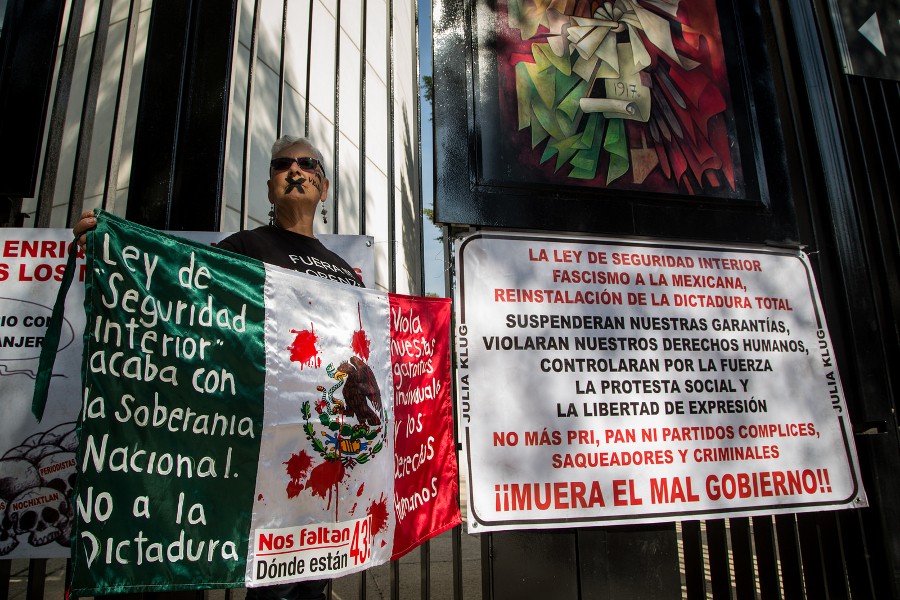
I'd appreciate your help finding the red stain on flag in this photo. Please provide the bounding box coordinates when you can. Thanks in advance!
[307,459,347,509]
[286,480,304,499]
[285,451,314,481]
[352,304,370,360]
[351,329,370,361]
[288,324,321,369]
[367,494,389,535]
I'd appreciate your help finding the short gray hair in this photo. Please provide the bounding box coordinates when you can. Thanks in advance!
[270,135,326,174]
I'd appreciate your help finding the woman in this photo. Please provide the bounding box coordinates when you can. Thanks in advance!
[74,135,360,600]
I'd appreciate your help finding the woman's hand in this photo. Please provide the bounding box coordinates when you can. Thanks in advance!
[73,211,97,250]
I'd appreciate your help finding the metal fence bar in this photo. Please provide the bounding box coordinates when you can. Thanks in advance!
[729,517,755,600]
[838,509,875,600]
[25,560,46,600]
[66,0,113,228]
[220,0,243,222]
[444,220,463,600]
[304,0,313,137]
[332,0,341,233]
[681,520,705,600]
[480,531,490,600]
[387,0,396,293]
[359,0,367,235]
[420,539,431,600]
[818,512,851,600]
[414,0,424,294]
[390,559,400,600]
[451,525,462,600]
[102,0,141,213]
[752,515,783,600]
[0,560,10,600]
[276,0,287,139]
[239,0,262,231]
[706,519,731,600]
[796,512,827,599]
[35,0,87,227]
[774,514,805,600]
[875,80,900,278]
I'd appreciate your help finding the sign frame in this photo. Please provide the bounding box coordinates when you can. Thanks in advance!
[456,231,865,532]
[432,0,798,244]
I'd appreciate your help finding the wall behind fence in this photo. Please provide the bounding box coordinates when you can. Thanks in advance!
[15,0,422,295]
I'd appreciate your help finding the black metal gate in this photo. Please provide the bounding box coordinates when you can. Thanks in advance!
[4,0,900,595]
[429,0,900,593]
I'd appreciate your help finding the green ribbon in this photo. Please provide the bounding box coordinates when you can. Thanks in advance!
[32,228,83,421]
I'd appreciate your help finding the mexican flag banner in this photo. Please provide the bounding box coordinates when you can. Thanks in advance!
[33,211,459,595]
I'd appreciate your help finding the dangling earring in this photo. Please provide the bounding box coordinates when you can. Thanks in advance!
[268,205,275,226]
[321,205,328,224]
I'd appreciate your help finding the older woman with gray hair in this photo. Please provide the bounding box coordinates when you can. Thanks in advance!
[74,136,363,600]
[215,135,363,287]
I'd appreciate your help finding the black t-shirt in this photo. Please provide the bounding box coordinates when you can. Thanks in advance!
[217,226,365,287]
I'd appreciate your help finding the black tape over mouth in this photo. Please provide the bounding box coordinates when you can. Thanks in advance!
[285,176,306,192]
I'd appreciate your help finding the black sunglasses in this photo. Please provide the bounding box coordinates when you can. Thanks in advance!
[270,156,325,175]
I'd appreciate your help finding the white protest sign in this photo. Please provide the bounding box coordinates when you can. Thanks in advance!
[0,228,373,559]
[0,230,84,559]
[456,232,866,532]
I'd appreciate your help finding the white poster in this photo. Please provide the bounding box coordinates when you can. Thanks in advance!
[0,230,84,558]
[456,232,866,532]
[0,228,373,559]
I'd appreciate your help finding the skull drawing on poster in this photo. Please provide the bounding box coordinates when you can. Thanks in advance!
[0,422,77,555]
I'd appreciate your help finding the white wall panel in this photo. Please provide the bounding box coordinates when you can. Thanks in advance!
[365,164,389,292]
[256,0,285,73]
[319,0,338,26]
[307,1,337,128]
[283,0,312,100]
[341,0,362,48]
[338,131,360,235]
[308,106,336,238]
[114,5,151,193]
[48,34,92,226]
[281,84,307,140]
[365,64,388,176]
[247,61,281,226]
[81,17,126,200]
[366,0,387,85]
[23,0,421,293]
[339,30,361,148]
[225,43,250,226]
[79,0,99,36]
[238,0,255,49]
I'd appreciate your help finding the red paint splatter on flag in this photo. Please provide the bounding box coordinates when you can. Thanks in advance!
[367,494,389,535]
[286,480,304,499]
[307,459,347,508]
[284,451,315,499]
[284,451,314,481]
[357,482,365,497]
[352,329,370,360]
[352,304,370,360]
[350,503,357,514]
[288,324,321,369]
[257,494,264,501]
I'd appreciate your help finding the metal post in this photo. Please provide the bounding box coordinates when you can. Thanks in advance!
[240,0,262,231]
[66,0,114,227]
[102,0,141,213]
